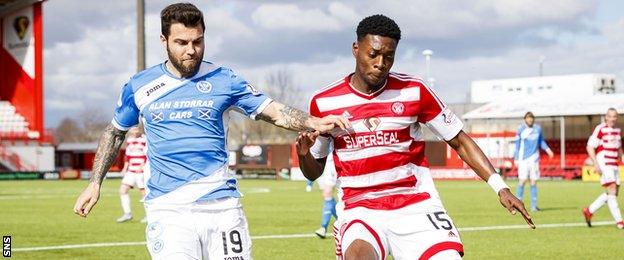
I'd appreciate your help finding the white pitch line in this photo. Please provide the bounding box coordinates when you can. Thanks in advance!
[12,221,615,252]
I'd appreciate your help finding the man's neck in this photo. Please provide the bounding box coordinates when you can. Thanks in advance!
[164,60,198,78]
[350,73,384,94]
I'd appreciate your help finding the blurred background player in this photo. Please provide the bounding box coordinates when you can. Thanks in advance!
[305,179,314,192]
[314,153,338,238]
[513,112,554,212]
[583,108,624,229]
[116,126,148,223]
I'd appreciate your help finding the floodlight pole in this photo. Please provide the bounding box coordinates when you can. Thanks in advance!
[560,116,565,169]
[137,0,146,72]
[422,49,433,85]
[539,55,545,77]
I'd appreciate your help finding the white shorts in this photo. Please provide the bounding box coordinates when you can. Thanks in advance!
[333,199,463,260]
[599,166,621,187]
[121,173,145,189]
[144,198,252,260]
[517,160,539,181]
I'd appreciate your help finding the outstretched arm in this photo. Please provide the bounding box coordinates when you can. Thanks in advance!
[447,130,535,229]
[256,101,350,133]
[73,124,127,217]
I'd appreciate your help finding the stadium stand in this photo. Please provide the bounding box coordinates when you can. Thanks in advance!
[0,100,30,138]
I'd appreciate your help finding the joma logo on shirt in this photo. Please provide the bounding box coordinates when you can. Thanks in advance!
[146,82,166,96]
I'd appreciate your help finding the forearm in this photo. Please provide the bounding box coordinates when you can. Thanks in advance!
[90,124,127,185]
[298,153,325,181]
[257,101,316,132]
[448,131,497,181]
[586,146,599,166]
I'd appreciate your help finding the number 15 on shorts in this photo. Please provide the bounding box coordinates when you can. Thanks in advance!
[426,211,454,230]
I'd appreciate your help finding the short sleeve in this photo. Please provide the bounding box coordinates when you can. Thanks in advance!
[417,84,464,141]
[587,126,601,148]
[229,69,271,120]
[111,82,140,131]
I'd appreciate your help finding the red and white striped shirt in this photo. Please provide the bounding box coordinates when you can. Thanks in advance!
[125,135,147,174]
[588,123,621,169]
[309,72,463,211]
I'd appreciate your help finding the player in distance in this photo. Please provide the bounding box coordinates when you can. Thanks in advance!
[582,108,624,229]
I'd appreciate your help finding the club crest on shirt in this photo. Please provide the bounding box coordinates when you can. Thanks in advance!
[391,102,405,115]
[363,117,381,132]
[196,80,212,93]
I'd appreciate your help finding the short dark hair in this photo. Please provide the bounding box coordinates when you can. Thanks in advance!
[607,107,618,114]
[356,14,401,42]
[524,111,534,119]
[161,3,205,38]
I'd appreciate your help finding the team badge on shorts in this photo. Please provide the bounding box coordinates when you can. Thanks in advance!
[151,239,164,253]
[196,80,213,93]
[391,102,405,115]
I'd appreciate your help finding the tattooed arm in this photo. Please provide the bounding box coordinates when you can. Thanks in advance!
[256,101,350,133]
[73,124,127,217]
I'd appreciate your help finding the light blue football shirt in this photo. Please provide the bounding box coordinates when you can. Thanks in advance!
[112,61,270,202]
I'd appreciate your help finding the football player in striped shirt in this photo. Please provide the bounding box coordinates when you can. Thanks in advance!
[297,14,534,260]
[583,108,624,229]
[116,127,148,223]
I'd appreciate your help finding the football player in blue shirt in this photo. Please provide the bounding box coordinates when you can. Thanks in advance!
[513,112,553,211]
[73,3,349,259]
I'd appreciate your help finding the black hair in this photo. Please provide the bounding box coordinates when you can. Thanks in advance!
[356,14,401,42]
[524,111,534,119]
[161,2,205,38]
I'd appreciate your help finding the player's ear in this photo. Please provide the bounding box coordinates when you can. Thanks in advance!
[160,35,167,47]
[352,42,358,57]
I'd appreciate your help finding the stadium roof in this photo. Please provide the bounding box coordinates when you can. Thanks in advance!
[0,0,43,17]
[463,93,624,120]
[56,142,98,152]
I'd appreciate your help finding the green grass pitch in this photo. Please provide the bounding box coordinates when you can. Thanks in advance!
[0,179,622,259]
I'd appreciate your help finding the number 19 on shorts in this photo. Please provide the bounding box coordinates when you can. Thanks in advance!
[222,230,243,256]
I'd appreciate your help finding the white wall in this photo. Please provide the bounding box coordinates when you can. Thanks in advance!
[6,145,55,171]
[471,74,616,103]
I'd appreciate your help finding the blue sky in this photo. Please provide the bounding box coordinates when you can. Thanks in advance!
[42,0,624,127]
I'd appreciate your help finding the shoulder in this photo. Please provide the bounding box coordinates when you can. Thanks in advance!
[310,75,350,101]
[387,72,427,89]
[127,63,168,92]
